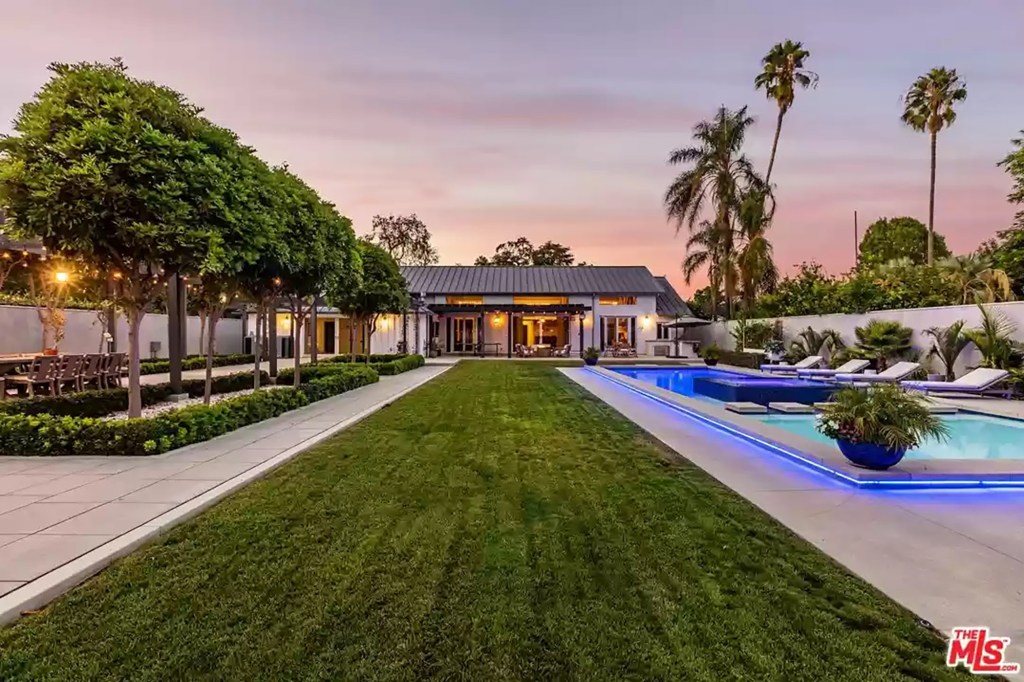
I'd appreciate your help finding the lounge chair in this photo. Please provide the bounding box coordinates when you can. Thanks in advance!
[760,356,823,374]
[834,361,920,384]
[902,368,1011,398]
[553,344,572,358]
[796,359,870,379]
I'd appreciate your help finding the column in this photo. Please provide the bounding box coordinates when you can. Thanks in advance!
[167,272,183,395]
[507,312,513,357]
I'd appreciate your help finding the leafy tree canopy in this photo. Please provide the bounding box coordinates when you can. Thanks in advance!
[475,237,578,266]
[858,217,950,267]
[366,213,439,266]
[1000,131,1024,229]
[329,240,409,356]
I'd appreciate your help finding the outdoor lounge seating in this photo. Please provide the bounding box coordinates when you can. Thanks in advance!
[553,344,571,358]
[796,359,871,379]
[833,361,920,385]
[902,368,1011,397]
[514,344,534,358]
[760,356,823,373]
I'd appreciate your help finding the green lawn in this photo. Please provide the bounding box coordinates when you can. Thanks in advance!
[0,363,965,680]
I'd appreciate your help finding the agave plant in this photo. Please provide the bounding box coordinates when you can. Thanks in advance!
[964,305,1018,369]
[924,320,971,381]
[852,320,913,370]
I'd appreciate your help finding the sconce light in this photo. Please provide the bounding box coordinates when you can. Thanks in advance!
[641,315,651,330]
[492,314,503,327]
[380,316,390,330]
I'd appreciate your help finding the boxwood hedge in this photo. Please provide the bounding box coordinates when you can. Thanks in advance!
[277,354,424,384]
[140,353,255,375]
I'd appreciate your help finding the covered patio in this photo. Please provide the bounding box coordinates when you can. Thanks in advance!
[425,303,590,358]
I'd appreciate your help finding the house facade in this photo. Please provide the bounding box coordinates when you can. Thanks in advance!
[250,265,693,358]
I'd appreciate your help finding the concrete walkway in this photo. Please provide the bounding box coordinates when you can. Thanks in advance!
[563,367,1024,662]
[0,365,448,622]
[140,357,317,385]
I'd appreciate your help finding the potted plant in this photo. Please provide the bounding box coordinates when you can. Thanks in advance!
[817,384,949,470]
[701,343,721,366]
[583,346,600,366]
[764,339,785,364]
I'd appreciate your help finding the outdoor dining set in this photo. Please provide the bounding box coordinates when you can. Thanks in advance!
[0,352,127,399]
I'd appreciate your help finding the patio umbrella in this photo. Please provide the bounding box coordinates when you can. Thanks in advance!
[663,316,712,328]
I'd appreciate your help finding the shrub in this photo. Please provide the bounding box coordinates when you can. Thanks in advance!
[700,344,721,361]
[140,353,255,375]
[0,367,379,457]
[0,371,270,418]
[278,355,424,383]
[373,354,425,375]
[326,353,408,364]
[851,320,913,370]
[818,385,949,450]
[715,350,761,369]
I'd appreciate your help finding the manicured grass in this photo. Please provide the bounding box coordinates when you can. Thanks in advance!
[0,363,965,680]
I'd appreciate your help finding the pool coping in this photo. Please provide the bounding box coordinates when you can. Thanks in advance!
[586,366,1024,489]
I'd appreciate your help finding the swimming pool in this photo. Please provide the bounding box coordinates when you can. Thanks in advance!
[758,413,1024,461]
[609,367,836,405]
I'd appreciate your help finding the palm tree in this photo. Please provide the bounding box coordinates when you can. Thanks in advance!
[666,106,761,318]
[682,220,733,318]
[924,320,970,381]
[735,189,778,310]
[901,67,967,265]
[754,40,818,185]
[937,255,1013,304]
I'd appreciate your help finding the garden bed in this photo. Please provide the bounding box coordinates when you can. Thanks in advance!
[140,353,255,375]
[277,354,424,383]
[0,365,378,457]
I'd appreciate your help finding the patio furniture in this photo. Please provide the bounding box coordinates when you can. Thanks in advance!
[796,359,870,379]
[533,346,552,358]
[514,344,533,358]
[613,344,637,358]
[102,352,127,388]
[760,356,823,373]
[55,354,86,394]
[901,368,1012,398]
[476,342,501,357]
[0,353,37,375]
[553,344,571,358]
[80,353,106,390]
[4,355,59,397]
[834,361,920,385]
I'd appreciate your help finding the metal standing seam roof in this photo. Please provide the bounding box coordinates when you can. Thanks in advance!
[399,266,666,295]
[654,276,694,318]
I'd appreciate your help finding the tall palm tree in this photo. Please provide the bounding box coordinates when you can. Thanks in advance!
[754,40,818,185]
[901,67,967,265]
[735,188,778,310]
[682,220,726,318]
[666,106,760,318]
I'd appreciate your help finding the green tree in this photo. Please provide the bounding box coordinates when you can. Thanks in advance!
[901,67,967,265]
[366,214,439,266]
[858,217,950,267]
[0,59,231,416]
[736,189,778,310]
[937,254,1013,304]
[852,320,913,371]
[665,106,762,318]
[475,237,577,266]
[754,40,818,184]
[531,241,575,266]
[273,168,360,385]
[924,320,970,381]
[999,131,1024,229]
[965,305,1017,369]
[330,240,409,362]
[984,227,1024,297]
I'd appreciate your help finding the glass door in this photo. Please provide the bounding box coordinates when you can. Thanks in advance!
[452,317,477,353]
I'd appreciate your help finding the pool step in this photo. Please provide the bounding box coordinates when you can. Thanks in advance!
[725,402,768,414]
[769,402,815,414]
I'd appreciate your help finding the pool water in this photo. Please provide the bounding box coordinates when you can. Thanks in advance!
[609,367,834,405]
[758,413,1024,461]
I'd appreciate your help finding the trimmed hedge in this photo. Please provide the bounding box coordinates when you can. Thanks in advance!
[0,365,379,457]
[326,353,408,364]
[277,354,425,384]
[0,371,269,418]
[717,351,762,369]
[140,354,255,375]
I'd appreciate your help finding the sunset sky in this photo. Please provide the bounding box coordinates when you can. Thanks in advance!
[2,1,1021,294]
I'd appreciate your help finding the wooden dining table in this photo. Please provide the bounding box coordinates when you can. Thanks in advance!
[0,354,38,375]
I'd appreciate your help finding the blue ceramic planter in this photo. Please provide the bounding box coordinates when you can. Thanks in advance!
[836,439,907,470]
[584,357,598,366]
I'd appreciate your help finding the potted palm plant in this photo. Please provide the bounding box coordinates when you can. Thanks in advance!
[701,344,721,366]
[817,385,949,470]
[924,320,970,382]
[764,339,785,364]
[583,346,600,366]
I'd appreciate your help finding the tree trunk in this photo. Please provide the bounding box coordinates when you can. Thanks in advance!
[198,309,207,359]
[349,317,356,360]
[292,301,303,386]
[253,302,263,390]
[765,107,785,185]
[203,309,221,404]
[927,131,937,266]
[366,317,375,363]
[126,305,144,418]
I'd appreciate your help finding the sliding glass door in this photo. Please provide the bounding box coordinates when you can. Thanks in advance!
[449,317,477,353]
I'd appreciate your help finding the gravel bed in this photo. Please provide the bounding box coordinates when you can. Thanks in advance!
[103,385,287,421]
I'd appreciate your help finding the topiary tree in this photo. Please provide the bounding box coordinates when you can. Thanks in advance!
[858,217,951,267]
[330,240,409,362]
[0,60,232,416]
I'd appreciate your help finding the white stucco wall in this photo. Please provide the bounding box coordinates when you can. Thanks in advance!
[0,304,242,357]
[693,301,1024,377]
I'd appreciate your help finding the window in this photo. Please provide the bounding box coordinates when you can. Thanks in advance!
[512,296,568,306]
[656,323,672,340]
[602,316,633,347]
[446,296,483,305]
[598,296,637,306]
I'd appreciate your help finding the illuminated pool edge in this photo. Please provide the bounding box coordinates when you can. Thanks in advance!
[583,366,1024,491]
